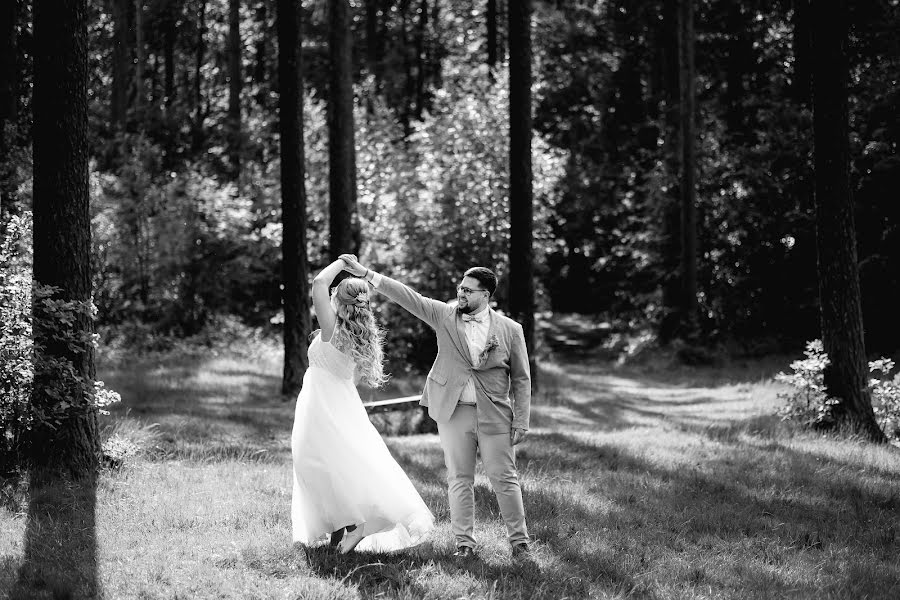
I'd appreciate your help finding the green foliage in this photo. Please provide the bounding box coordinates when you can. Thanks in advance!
[776,340,900,440]
[775,340,836,429]
[1,212,121,475]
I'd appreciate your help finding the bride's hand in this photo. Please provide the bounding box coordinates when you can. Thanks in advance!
[339,254,367,277]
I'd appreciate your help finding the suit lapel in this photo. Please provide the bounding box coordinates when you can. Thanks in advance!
[447,311,473,365]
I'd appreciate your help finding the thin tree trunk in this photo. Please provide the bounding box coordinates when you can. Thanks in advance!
[400,0,414,134]
[0,0,16,226]
[253,0,267,107]
[487,0,497,69]
[193,0,207,150]
[811,0,885,442]
[276,0,311,396]
[792,0,812,105]
[508,0,536,388]
[111,0,132,129]
[414,0,427,118]
[163,0,176,110]
[228,0,242,179]
[328,0,360,259]
[134,0,144,114]
[366,0,380,85]
[677,0,698,335]
[658,0,681,343]
[32,0,98,476]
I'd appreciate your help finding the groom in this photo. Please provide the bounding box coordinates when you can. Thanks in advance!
[339,255,532,559]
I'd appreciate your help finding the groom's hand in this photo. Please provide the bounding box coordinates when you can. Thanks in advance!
[338,254,367,277]
[511,428,527,446]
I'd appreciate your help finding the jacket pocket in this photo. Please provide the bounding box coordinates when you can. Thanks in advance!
[427,369,448,385]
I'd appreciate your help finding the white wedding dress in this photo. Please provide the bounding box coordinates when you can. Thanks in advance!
[291,333,434,552]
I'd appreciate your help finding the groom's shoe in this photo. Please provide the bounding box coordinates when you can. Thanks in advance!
[511,543,530,558]
[338,526,366,554]
[452,546,475,560]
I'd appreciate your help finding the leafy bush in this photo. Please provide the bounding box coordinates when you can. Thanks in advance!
[1,212,122,475]
[775,339,899,440]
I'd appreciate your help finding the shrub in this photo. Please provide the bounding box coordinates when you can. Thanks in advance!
[775,339,899,440]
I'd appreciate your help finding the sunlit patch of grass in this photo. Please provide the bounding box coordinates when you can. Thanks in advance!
[1,342,899,599]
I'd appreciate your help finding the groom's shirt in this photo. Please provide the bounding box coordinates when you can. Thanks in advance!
[458,305,490,406]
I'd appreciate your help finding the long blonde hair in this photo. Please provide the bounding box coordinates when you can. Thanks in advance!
[329,277,389,387]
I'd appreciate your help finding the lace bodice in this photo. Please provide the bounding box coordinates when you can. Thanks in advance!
[308,334,356,381]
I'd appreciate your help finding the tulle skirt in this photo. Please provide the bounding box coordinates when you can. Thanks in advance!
[291,366,434,552]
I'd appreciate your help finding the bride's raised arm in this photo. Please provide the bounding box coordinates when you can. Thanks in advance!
[311,258,347,342]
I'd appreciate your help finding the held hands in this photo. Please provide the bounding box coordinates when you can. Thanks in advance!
[339,254,367,278]
[511,428,527,446]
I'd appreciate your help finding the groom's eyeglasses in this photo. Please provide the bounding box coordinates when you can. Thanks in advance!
[457,285,488,296]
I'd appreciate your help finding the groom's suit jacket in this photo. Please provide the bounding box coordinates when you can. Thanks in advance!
[375,275,531,434]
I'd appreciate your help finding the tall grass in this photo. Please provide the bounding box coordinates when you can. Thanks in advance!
[1,341,898,599]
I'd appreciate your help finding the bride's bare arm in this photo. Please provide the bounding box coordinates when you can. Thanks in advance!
[311,258,347,341]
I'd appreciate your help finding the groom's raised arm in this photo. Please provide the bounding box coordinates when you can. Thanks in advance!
[339,255,450,330]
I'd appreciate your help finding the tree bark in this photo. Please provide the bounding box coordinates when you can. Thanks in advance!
[328,0,360,259]
[677,0,698,336]
[192,0,207,151]
[32,0,99,476]
[253,0,267,107]
[811,0,885,442]
[414,0,428,119]
[487,0,497,69]
[228,0,242,179]
[0,0,16,226]
[792,0,812,105]
[110,0,133,129]
[276,0,311,396]
[508,0,537,388]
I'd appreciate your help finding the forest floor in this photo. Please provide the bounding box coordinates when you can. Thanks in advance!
[2,316,900,599]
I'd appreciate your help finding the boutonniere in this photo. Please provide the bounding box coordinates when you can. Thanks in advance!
[476,334,500,367]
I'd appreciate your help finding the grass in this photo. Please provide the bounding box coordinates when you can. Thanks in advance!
[2,335,899,599]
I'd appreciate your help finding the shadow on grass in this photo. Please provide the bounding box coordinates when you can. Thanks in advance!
[1,472,99,600]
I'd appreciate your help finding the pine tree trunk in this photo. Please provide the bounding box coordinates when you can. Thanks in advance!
[658,0,681,343]
[253,0,267,107]
[677,0,698,336]
[328,0,360,259]
[414,0,427,119]
[276,0,311,396]
[111,0,133,129]
[365,0,380,86]
[228,0,242,179]
[0,0,16,226]
[811,0,885,442]
[134,0,144,114]
[508,0,536,389]
[163,0,176,110]
[32,0,99,477]
[193,0,207,151]
[487,0,497,69]
[792,0,812,105]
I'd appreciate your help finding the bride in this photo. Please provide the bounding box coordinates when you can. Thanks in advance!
[291,257,434,554]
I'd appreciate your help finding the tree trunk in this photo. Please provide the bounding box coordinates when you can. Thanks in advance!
[487,0,497,69]
[253,0,267,107]
[134,0,144,114]
[228,0,242,179]
[0,0,16,226]
[792,0,812,105]
[193,0,207,151]
[658,0,681,343]
[111,0,133,129]
[276,0,311,396]
[507,0,536,389]
[811,0,885,442]
[32,0,99,476]
[328,0,360,259]
[724,5,748,132]
[163,0,176,110]
[677,0,698,336]
[365,0,381,86]
[414,0,427,119]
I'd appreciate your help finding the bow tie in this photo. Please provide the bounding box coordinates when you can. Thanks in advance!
[462,312,486,323]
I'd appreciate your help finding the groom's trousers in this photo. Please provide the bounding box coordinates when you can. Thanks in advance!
[437,404,529,549]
